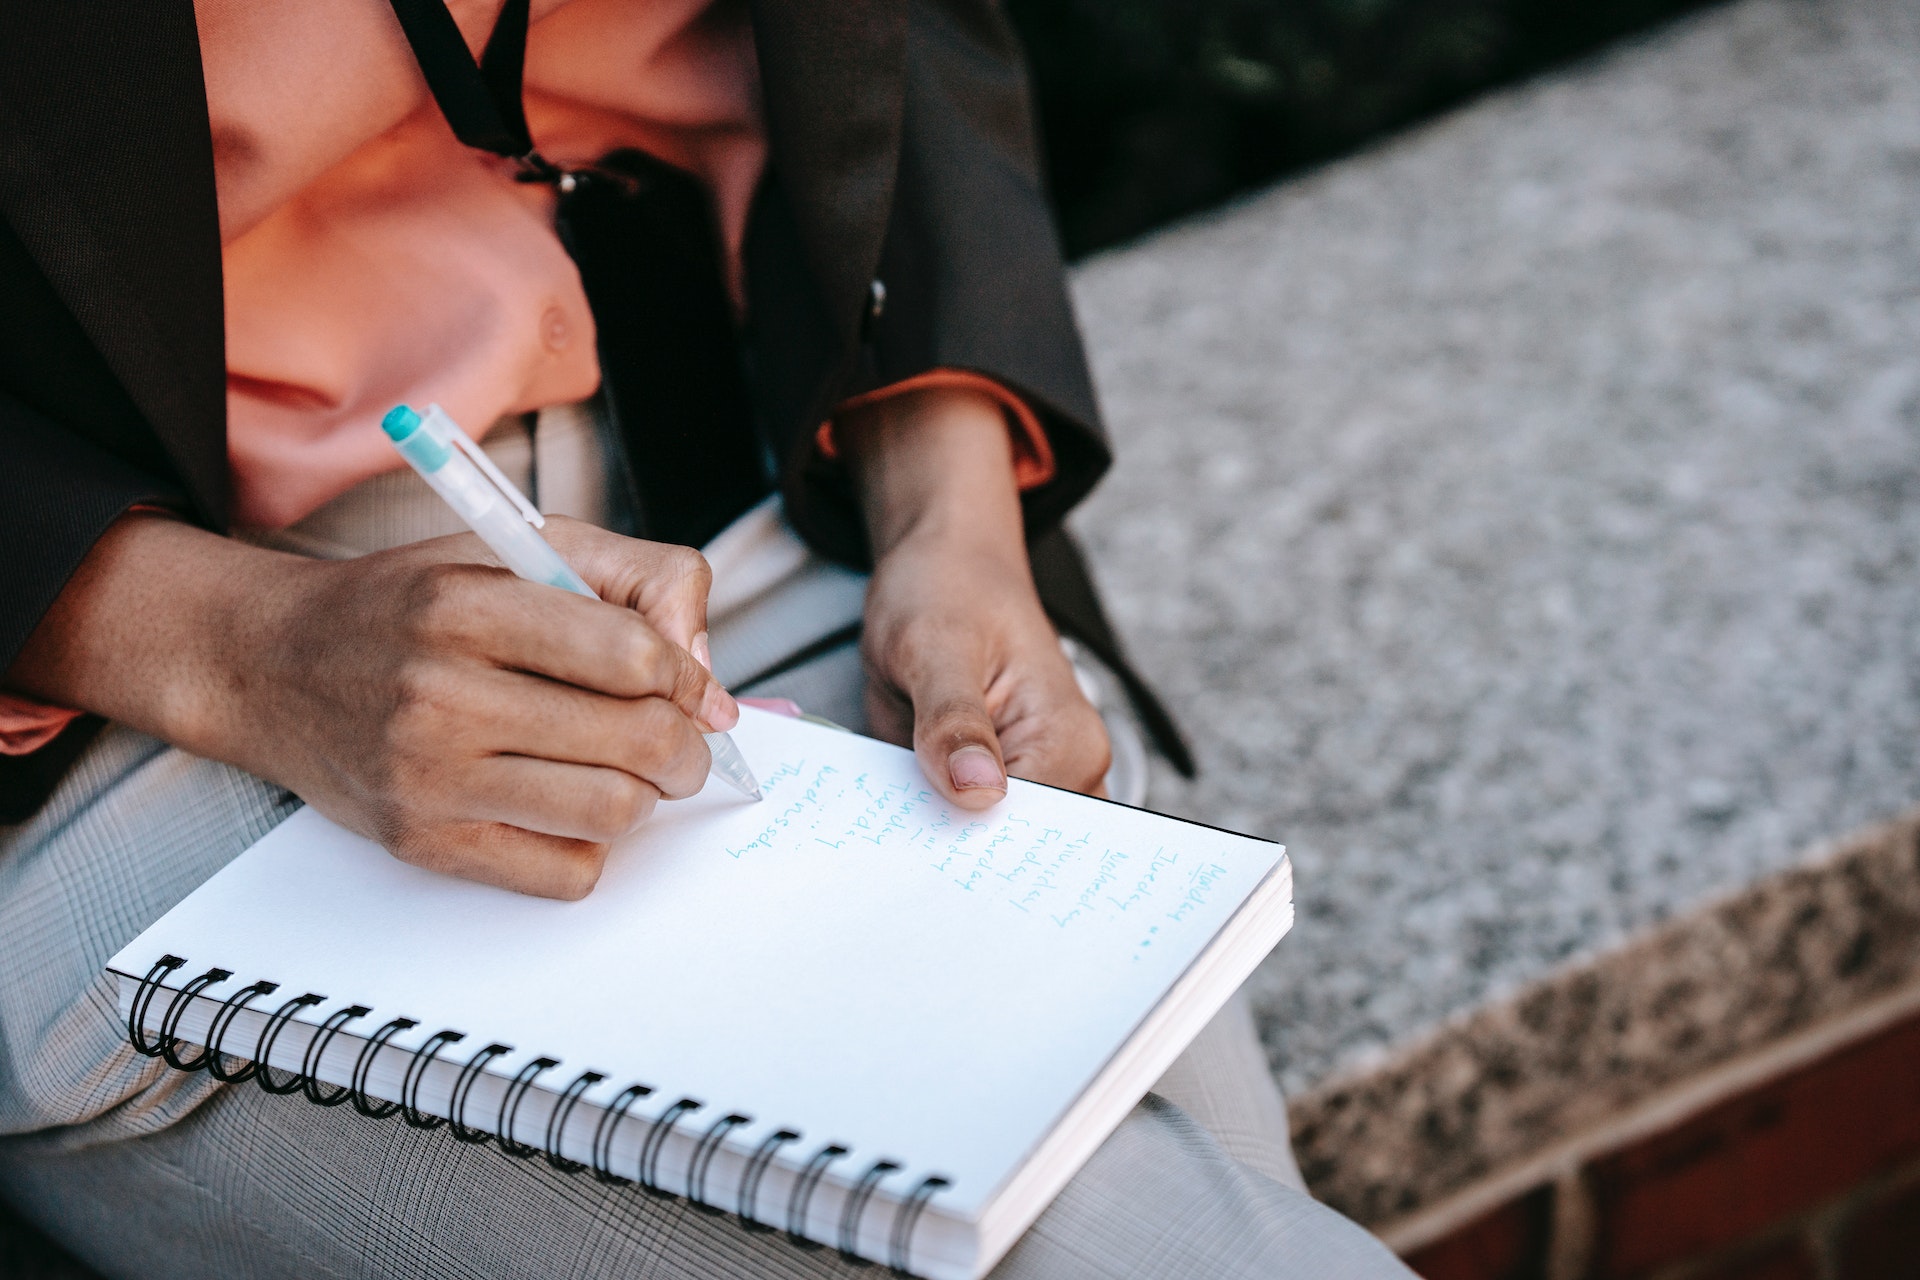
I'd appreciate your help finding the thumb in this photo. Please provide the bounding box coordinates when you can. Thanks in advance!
[546,519,713,655]
[907,659,1009,811]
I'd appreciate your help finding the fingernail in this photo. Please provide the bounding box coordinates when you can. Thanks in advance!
[703,682,739,731]
[691,631,713,672]
[948,746,1005,793]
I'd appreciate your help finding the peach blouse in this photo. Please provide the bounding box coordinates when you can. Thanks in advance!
[1,0,1052,754]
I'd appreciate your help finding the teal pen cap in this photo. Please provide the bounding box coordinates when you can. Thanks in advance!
[381,403,586,590]
[380,403,419,438]
[382,404,452,471]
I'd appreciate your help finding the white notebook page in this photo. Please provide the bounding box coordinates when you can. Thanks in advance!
[112,707,1286,1233]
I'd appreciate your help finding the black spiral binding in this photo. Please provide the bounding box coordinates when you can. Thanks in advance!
[129,957,952,1274]
[351,1018,416,1118]
[687,1112,750,1212]
[449,1042,513,1142]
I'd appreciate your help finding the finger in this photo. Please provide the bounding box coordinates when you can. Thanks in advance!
[454,669,714,800]
[989,639,1112,795]
[386,818,614,901]
[454,755,667,844]
[445,671,718,802]
[890,636,1010,811]
[412,565,736,730]
[543,518,714,654]
[862,671,915,750]
[997,688,1112,796]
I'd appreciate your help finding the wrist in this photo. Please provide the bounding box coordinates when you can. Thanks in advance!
[162,539,309,764]
[840,386,1028,565]
[9,514,313,763]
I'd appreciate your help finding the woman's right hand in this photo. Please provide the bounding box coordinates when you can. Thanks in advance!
[5,513,734,899]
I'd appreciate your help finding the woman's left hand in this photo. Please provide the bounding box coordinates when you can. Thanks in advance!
[841,386,1111,809]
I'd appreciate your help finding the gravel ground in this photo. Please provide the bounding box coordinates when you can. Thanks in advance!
[1068,0,1920,1095]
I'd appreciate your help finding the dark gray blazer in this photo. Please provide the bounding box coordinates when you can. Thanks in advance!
[0,0,1190,819]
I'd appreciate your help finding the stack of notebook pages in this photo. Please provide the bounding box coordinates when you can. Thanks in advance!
[114,708,1292,1279]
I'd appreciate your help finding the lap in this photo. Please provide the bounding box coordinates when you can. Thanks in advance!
[0,717,1398,1280]
[0,1061,1396,1280]
[0,726,298,1142]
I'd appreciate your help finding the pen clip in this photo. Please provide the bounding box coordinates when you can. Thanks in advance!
[427,404,546,528]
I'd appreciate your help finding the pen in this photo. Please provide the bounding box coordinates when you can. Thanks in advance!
[381,403,763,802]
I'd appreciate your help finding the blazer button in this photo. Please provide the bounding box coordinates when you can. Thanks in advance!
[866,278,887,324]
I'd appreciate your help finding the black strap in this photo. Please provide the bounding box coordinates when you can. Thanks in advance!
[561,148,770,547]
[386,0,542,167]
[384,0,772,548]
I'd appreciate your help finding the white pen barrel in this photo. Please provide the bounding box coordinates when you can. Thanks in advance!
[470,507,596,598]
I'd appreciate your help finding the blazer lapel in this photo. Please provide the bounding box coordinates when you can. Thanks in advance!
[0,0,901,527]
[749,0,906,347]
[0,0,228,525]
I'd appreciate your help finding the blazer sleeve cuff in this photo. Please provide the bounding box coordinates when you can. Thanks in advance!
[815,368,1058,492]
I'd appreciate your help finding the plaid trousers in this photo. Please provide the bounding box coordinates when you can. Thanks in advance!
[0,422,1410,1278]
[0,728,1411,1279]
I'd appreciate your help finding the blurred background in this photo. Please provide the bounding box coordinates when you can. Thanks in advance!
[1006,0,1720,256]
[1010,0,1920,1277]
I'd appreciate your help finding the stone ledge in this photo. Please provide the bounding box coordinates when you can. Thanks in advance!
[1386,1010,1920,1279]
[1295,809,1920,1231]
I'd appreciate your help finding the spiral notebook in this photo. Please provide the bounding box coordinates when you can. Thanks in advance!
[110,707,1291,1279]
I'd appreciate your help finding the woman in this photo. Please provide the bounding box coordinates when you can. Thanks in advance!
[0,1,1411,1275]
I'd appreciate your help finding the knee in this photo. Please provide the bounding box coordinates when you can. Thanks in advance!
[992,1099,1415,1279]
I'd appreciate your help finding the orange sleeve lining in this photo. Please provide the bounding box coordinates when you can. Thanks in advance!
[816,369,1058,492]
[0,696,82,755]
